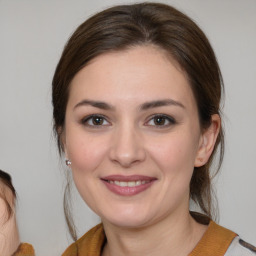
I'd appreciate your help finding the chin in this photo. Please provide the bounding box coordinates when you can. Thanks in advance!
[107,218,151,229]
[100,208,154,229]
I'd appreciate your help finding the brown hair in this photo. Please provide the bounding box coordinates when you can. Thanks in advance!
[0,170,16,222]
[52,2,224,240]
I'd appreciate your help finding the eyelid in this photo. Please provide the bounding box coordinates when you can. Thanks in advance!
[80,113,176,128]
[81,114,111,127]
[145,114,176,127]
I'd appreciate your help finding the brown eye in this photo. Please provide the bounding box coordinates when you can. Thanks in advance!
[153,116,166,125]
[92,116,104,125]
[146,114,176,127]
[82,115,110,127]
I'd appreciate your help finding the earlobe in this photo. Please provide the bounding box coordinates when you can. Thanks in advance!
[65,159,72,166]
[194,114,220,167]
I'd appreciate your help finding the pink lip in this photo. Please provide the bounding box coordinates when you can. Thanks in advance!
[101,175,157,196]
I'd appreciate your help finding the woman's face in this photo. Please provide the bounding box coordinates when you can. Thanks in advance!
[63,46,208,228]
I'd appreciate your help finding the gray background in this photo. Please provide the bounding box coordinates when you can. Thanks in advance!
[0,0,255,255]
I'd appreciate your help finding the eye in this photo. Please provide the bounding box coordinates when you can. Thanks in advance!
[146,114,176,127]
[81,115,110,127]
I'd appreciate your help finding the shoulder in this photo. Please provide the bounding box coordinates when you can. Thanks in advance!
[13,243,35,256]
[62,223,105,256]
[190,220,237,255]
[225,236,256,256]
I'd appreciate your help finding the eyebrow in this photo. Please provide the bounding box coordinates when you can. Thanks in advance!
[74,100,115,110]
[73,98,185,111]
[140,99,185,110]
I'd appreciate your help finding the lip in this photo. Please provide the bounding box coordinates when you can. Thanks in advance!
[101,175,157,196]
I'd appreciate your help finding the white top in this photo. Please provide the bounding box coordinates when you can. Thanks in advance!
[225,236,256,256]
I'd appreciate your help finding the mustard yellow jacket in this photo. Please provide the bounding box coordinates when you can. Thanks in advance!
[62,221,237,256]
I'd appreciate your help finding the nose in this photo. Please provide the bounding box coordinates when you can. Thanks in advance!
[109,123,146,168]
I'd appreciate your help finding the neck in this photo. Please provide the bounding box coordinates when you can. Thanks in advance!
[102,210,207,256]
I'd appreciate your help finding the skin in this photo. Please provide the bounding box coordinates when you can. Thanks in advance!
[63,45,220,256]
[0,183,20,256]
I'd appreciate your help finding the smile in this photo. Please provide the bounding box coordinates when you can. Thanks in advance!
[107,180,150,187]
[101,175,156,196]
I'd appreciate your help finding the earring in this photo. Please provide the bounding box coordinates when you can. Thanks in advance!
[65,159,72,166]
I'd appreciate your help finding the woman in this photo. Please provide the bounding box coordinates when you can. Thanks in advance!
[52,3,256,255]
[0,170,35,256]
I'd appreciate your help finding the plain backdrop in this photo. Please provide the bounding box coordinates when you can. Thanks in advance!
[0,0,255,255]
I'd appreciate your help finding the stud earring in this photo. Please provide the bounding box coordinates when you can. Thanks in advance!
[65,159,72,166]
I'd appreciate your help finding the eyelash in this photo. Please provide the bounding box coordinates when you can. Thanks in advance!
[80,114,176,128]
[81,114,110,127]
[145,114,176,128]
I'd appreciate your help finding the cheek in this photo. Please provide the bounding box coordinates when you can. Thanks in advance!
[0,198,8,223]
[65,129,108,176]
[147,132,199,176]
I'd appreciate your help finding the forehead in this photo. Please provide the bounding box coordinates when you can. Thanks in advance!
[68,45,196,109]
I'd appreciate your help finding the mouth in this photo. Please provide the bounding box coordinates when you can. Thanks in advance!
[105,180,151,187]
[101,175,157,196]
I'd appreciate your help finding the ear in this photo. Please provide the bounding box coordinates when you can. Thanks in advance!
[194,114,221,167]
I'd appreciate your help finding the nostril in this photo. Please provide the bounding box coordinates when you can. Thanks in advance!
[109,149,146,168]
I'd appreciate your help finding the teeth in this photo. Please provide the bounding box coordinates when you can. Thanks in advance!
[109,180,149,187]
[120,181,127,187]
[128,181,136,187]
[135,181,141,186]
